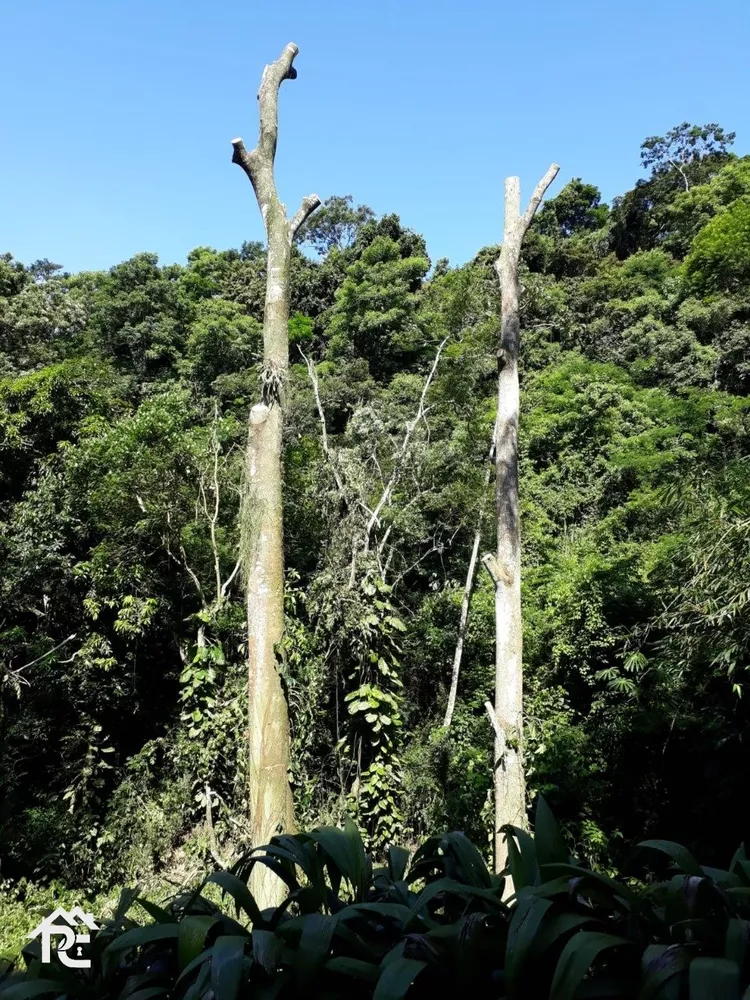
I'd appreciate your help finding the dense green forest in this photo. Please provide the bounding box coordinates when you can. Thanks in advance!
[2,114,750,989]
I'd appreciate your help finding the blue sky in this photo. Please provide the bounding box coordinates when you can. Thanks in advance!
[1,0,748,273]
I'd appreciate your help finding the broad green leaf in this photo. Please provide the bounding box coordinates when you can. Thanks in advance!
[308,819,367,898]
[730,843,747,866]
[103,923,179,957]
[210,935,248,1000]
[374,958,427,1000]
[734,861,750,889]
[726,919,750,967]
[119,972,165,997]
[638,841,703,876]
[410,878,503,925]
[114,887,141,923]
[252,929,282,975]
[533,912,597,957]
[640,944,690,1000]
[325,956,380,982]
[260,843,312,887]
[206,871,262,926]
[505,893,553,990]
[534,795,570,866]
[700,866,738,888]
[136,898,174,924]
[550,931,629,1000]
[183,958,212,1000]
[100,922,178,980]
[236,854,300,898]
[541,864,643,909]
[178,915,216,971]
[294,915,337,987]
[124,989,168,1000]
[441,832,492,888]
[688,957,739,998]
[503,826,539,892]
[268,834,320,881]
[175,947,213,985]
[388,846,410,882]
[0,981,66,1000]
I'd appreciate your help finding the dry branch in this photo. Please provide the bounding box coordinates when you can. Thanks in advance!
[362,338,447,556]
[443,423,497,729]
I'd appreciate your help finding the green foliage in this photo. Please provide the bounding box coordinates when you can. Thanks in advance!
[5,804,750,999]
[640,122,736,185]
[684,197,750,295]
[654,460,750,693]
[664,156,750,256]
[327,235,430,379]
[0,881,115,964]
[296,195,375,255]
[2,122,750,928]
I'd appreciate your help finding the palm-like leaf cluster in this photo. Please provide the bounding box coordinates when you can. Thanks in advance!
[2,800,749,1000]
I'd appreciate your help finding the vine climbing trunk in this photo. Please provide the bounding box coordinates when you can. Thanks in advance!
[484,164,559,880]
[231,42,320,909]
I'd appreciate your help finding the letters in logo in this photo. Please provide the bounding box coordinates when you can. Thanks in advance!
[27,906,99,967]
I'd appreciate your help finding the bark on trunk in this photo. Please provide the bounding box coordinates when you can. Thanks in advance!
[232,42,320,910]
[487,165,559,880]
[244,401,291,907]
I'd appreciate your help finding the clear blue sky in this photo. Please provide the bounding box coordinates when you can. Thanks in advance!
[1,0,748,273]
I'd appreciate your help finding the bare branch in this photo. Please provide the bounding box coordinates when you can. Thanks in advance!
[370,449,385,487]
[482,552,503,587]
[485,700,506,758]
[180,544,207,608]
[162,507,207,608]
[444,423,497,728]
[220,555,243,602]
[231,138,257,187]
[668,157,691,191]
[443,534,482,729]
[363,339,447,554]
[208,410,223,602]
[377,523,393,558]
[11,633,77,676]
[300,350,348,502]
[390,528,458,591]
[348,536,358,590]
[520,163,561,234]
[290,194,321,239]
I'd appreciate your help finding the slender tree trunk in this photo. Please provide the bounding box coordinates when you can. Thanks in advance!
[231,43,320,910]
[484,165,559,878]
[443,429,496,729]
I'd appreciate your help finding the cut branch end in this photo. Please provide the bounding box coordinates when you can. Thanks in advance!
[482,552,502,586]
[290,193,322,237]
[250,403,270,425]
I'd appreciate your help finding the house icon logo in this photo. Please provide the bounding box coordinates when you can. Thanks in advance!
[27,906,99,967]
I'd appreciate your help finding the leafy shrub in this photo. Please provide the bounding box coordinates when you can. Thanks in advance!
[2,799,749,999]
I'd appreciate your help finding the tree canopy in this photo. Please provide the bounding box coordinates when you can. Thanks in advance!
[1,127,749,952]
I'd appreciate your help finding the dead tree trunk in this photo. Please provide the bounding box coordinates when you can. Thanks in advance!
[231,42,320,909]
[484,164,559,877]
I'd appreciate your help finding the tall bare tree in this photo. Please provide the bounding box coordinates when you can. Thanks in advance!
[483,164,559,875]
[231,43,320,908]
